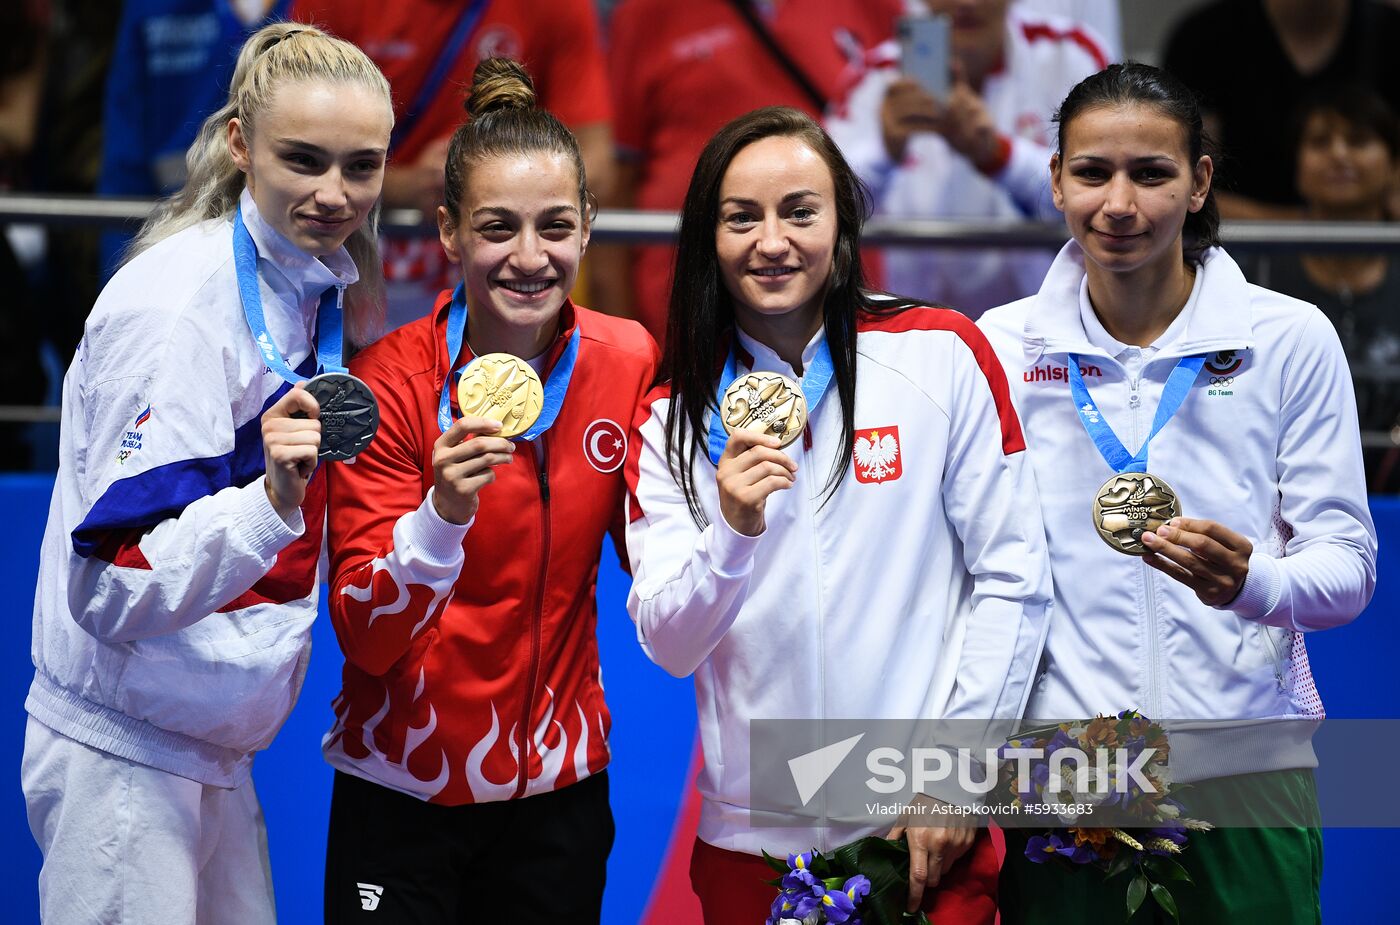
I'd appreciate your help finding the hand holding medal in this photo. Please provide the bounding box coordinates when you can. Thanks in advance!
[260,383,324,520]
[428,352,543,526]
[709,355,823,537]
[234,209,379,462]
[1140,517,1254,606]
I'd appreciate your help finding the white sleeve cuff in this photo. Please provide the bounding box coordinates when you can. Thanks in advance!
[1220,551,1283,623]
[405,489,473,565]
[706,512,763,577]
[242,475,304,554]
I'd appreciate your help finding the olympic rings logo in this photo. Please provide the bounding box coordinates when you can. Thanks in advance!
[1209,376,1234,386]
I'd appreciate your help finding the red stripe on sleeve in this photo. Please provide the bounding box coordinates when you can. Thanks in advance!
[218,467,326,612]
[625,383,673,523]
[1020,21,1109,71]
[859,307,1027,455]
[91,529,154,570]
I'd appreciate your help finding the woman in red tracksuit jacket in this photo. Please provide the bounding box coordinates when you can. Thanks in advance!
[320,58,657,923]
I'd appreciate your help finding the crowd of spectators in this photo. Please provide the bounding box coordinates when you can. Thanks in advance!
[1,0,1398,485]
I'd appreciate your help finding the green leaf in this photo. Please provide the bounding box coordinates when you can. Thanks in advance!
[1149,882,1180,922]
[830,837,917,925]
[761,850,789,875]
[1126,874,1149,917]
[1145,856,1192,883]
[1105,848,1137,880]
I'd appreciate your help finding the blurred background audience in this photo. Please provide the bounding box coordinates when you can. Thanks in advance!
[604,0,900,343]
[826,0,1107,317]
[289,0,615,331]
[1163,0,1400,220]
[1247,85,1400,491]
[98,0,287,279]
[0,0,1397,482]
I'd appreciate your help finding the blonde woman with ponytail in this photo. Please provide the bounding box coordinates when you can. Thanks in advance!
[319,58,657,923]
[22,23,392,923]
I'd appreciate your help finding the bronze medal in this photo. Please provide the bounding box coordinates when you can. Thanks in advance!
[719,371,807,448]
[1092,472,1182,555]
[456,353,544,438]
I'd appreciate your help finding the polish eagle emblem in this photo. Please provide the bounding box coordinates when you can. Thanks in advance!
[854,426,902,483]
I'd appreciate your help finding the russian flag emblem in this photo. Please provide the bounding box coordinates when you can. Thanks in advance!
[134,404,152,428]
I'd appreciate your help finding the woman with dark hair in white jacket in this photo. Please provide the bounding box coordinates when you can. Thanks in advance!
[979,63,1377,924]
[626,105,1052,924]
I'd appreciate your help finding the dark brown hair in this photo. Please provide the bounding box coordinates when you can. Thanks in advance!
[1054,63,1221,259]
[442,58,588,224]
[663,106,916,527]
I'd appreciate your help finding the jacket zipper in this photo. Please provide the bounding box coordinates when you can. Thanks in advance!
[1259,625,1287,691]
[515,438,550,798]
[805,421,830,851]
[1126,365,1165,719]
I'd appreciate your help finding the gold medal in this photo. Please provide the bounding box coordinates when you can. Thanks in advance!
[456,353,544,438]
[1092,472,1182,555]
[719,371,808,448]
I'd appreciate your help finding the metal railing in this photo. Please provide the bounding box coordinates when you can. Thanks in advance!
[2,193,1398,451]
[6,193,1400,252]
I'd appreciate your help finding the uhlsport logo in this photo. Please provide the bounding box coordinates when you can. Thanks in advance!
[117,404,151,464]
[582,418,626,473]
[1024,362,1102,384]
[356,883,384,911]
[854,426,901,483]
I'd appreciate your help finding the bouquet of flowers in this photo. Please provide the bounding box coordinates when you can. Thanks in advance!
[998,710,1212,922]
[763,837,931,925]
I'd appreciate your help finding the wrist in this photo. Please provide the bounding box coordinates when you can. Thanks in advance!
[264,477,297,524]
[432,491,477,526]
[973,133,1013,176]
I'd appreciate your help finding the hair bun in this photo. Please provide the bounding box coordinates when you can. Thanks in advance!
[465,57,536,118]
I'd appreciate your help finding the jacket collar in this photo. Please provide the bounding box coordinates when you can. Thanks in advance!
[1021,241,1256,364]
[436,292,581,376]
[237,188,358,308]
[733,322,826,379]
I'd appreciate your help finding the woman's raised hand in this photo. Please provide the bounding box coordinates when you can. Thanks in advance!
[431,416,517,525]
[716,430,798,537]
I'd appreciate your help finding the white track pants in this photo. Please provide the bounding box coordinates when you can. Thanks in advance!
[21,716,277,924]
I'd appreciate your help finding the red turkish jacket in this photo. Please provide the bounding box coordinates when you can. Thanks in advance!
[323,293,657,805]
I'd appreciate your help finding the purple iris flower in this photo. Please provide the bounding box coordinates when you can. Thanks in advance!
[1025,832,1097,865]
[781,867,818,891]
[787,851,814,872]
[813,881,859,924]
[842,875,872,903]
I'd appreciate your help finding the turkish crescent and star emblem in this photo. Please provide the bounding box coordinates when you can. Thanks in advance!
[583,419,626,474]
[854,426,902,484]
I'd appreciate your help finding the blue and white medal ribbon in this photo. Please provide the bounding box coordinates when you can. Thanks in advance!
[233,208,378,459]
[705,333,834,465]
[435,282,581,440]
[1069,352,1204,553]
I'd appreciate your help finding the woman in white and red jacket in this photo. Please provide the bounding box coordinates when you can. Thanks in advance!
[625,105,1052,924]
[320,59,656,924]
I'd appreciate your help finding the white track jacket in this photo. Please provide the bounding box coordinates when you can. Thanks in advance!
[979,244,1378,781]
[26,191,351,787]
[626,309,1053,854]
